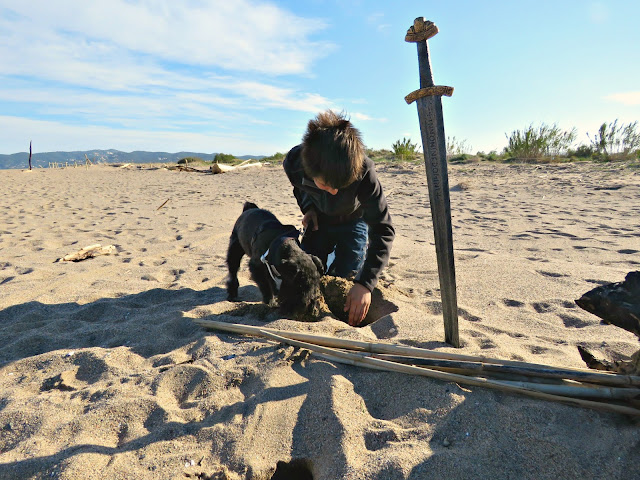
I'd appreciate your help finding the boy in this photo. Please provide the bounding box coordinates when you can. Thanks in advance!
[283,110,395,326]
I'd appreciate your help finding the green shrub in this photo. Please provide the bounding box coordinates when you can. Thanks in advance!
[178,156,205,165]
[365,148,397,163]
[367,148,392,158]
[567,145,594,158]
[392,137,420,160]
[262,152,285,162]
[475,150,502,162]
[588,120,640,159]
[503,123,576,161]
[213,153,236,163]
[448,153,471,163]
[446,136,472,157]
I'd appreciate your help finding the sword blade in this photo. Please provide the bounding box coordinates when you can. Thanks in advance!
[415,40,460,347]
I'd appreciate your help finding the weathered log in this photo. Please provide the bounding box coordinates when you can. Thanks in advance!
[168,165,209,173]
[210,161,263,174]
[578,345,640,376]
[576,272,640,375]
[58,244,116,262]
[575,271,640,338]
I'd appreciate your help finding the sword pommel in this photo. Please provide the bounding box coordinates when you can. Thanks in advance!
[405,17,439,42]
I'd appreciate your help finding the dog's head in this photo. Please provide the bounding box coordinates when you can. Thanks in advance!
[275,242,324,318]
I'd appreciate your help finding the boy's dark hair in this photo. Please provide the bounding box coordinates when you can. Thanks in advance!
[301,110,365,189]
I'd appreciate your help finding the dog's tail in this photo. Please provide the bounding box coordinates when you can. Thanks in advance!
[243,201,259,212]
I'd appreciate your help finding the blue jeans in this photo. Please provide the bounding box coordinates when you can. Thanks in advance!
[302,218,368,279]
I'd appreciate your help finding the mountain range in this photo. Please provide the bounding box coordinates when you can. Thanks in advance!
[0,150,263,170]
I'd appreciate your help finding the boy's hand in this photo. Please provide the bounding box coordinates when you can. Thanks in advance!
[302,210,318,231]
[344,283,371,326]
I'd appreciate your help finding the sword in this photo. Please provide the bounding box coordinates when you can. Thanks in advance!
[405,17,459,347]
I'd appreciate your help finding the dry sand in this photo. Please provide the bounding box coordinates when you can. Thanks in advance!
[0,160,639,479]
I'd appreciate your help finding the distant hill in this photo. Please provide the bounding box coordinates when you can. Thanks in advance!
[0,150,265,170]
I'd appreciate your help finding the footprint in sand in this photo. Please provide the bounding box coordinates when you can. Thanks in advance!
[502,299,525,308]
[532,302,554,314]
[364,428,400,451]
[527,345,551,355]
[527,257,550,262]
[557,313,593,329]
[536,270,569,278]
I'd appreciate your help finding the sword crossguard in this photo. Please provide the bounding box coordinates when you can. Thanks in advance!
[405,17,439,42]
[405,86,454,105]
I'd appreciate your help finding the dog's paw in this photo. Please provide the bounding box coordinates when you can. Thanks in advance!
[264,298,278,308]
[226,278,239,301]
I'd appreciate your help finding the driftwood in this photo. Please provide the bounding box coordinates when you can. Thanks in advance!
[165,161,263,174]
[106,163,133,169]
[193,319,640,387]
[57,244,116,262]
[575,271,640,375]
[167,165,209,173]
[210,161,263,174]
[577,346,640,376]
[576,271,640,338]
[193,319,640,416]
[156,198,171,211]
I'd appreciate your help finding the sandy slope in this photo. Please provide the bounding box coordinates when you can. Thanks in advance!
[0,161,639,479]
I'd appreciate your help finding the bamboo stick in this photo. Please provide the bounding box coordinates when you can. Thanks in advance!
[489,379,640,401]
[257,330,640,417]
[193,319,640,387]
[368,354,640,388]
[369,357,640,400]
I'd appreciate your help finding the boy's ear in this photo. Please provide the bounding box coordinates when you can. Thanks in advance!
[311,255,325,275]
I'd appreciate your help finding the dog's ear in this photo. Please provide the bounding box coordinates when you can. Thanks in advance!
[311,255,325,275]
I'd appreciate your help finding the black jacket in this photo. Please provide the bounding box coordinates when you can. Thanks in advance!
[283,144,395,291]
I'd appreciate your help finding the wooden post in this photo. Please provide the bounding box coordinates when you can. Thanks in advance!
[28,141,32,170]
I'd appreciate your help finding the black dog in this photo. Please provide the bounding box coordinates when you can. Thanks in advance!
[226,202,324,317]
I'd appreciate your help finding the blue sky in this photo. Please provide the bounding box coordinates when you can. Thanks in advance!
[1,0,638,156]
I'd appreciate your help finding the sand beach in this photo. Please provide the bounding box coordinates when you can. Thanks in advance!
[0,160,639,479]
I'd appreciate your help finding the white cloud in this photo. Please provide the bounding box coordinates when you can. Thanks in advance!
[604,91,640,106]
[229,81,332,112]
[0,115,279,154]
[351,112,387,122]
[1,0,334,75]
[0,0,337,116]
[352,113,373,121]
[0,0,343,152]
[365,12,391,33]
